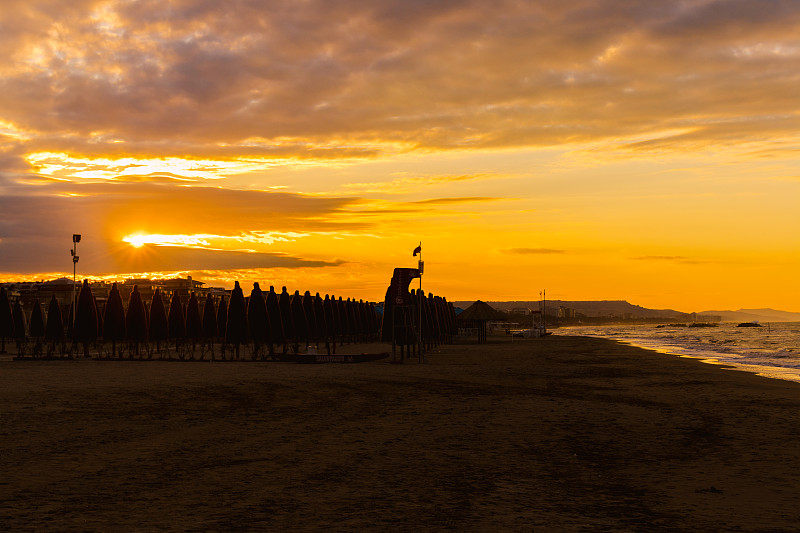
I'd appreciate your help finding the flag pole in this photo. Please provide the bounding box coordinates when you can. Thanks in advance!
[418,241,423,362]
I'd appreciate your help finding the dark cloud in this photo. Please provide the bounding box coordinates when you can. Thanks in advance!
[0,183,366,273]
[2,0,799,156]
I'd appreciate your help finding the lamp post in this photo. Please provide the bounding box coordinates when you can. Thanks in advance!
[71,234,81,334]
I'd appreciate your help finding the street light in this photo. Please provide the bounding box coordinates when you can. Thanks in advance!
[71,234,81,335]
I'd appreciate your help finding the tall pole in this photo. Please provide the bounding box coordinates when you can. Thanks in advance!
[417,241,423,362]
[71,234,81,336]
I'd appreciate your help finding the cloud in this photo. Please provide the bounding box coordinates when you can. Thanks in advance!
[630,255,715,265]
[3,0,797,162]
[0,182,366,273]
[503,248,566,255]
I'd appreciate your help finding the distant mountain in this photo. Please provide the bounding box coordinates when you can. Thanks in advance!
[452,300,686,319]
[450,300,800,322]
[699,309,800,323]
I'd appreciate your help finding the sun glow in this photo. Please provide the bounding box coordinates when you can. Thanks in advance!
[123,234,214,248]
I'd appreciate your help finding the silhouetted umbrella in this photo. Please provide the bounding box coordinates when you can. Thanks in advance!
[149,288,168,355]
[29,299,45,339]
[202,293,218,339]
[126,285,148,357]
[185,292,203,358]
[330,294,342,343]
[12,300,27,344]
[247,282,270,358]
[74,279,98,357]
[45,294,65,346]
[0,287,13,353]
[226,281,248,359]
[103,283,126,358]
[216,294,228,342]
[313,293,326,346]
[278,286,293,350]
[265,286,284,347]
[322,294,335,354]
[302,291,317,344]
[291,290,308,347]
[168,292,186,354]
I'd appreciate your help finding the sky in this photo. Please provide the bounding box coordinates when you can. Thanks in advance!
[1,0,799,312]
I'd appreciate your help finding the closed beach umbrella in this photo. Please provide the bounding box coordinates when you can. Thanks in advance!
[216,295,228,341]
[74,279,98,357]
[103,283,126,358]
[12,300,27,342]
[149,288,168,355]
[186,293,202,338]
[126,285,148,357]
[45,294,65,345]
[202,293,218,339]
[278,286,293,347]
[0,287,14,353]
[226,281,248,358]
[323,294,335,353]
[168,292,186,353]
[247,282,270,357]
[313,293,326,345]
[30,300,45,339]
[291,290,308,346]
[302,291,317,344]
[265,286,284,347]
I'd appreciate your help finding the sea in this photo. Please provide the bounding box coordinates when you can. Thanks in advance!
[557,322,800,384]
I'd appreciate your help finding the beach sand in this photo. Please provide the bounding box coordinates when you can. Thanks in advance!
[2,335,800,532]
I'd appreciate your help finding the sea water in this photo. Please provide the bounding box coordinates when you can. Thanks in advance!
[557,322,800,383]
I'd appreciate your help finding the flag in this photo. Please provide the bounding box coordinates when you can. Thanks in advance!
[413,244,421,257]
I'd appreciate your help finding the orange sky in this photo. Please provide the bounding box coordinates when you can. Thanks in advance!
[1,1,799,312]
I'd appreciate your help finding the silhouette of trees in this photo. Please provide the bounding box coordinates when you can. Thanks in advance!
[126,285,148,358]
[0,287,14,354]
[103,283,126,359]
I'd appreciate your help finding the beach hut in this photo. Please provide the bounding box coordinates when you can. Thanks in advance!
[456,300,503,343]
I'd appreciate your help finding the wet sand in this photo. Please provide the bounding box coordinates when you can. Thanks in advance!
[2,335,800,532]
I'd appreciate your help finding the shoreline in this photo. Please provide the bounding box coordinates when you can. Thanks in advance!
[2,335,800,531]
[557,323,800,385]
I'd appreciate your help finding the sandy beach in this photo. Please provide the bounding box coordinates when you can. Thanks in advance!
[2,335,800,532]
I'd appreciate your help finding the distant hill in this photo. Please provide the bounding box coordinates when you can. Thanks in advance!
[451,300,685,319]
[451,300,800,322]
[699,309,800,323]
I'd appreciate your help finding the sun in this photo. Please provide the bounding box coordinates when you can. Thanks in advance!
[123,234,148,248]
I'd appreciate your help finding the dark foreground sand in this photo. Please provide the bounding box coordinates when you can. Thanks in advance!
[2,335,800,532]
